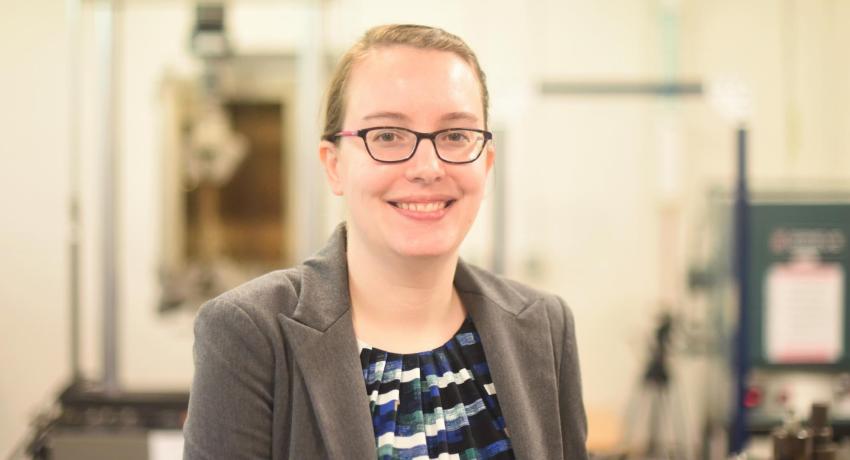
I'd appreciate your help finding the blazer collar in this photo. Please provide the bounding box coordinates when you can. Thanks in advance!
[288,222,353,331]
[290,222,534,326]
[277,223,561,459]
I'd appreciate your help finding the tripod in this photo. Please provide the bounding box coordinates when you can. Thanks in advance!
[622,313,690,460]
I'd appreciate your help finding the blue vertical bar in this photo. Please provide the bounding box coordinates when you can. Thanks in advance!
[730,125,750,454]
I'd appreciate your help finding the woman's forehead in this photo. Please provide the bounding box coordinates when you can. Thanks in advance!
[344,46,484,124]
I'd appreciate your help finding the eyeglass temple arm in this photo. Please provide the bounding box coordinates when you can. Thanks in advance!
[322,130,359,141]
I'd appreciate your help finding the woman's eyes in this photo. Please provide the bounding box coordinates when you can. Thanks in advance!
[443,131,472,143]
[367,129,475,144]
[370,130,405,143]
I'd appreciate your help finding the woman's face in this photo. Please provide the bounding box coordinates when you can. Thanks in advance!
[319,45,494,260]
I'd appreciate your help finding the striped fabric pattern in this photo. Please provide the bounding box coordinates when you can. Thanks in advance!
[358,317,515,460]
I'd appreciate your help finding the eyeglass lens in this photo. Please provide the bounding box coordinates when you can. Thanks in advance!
[365,128,486,163]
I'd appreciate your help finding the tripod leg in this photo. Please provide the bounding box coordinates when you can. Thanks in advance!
[622,380,647,455]
[647,385,662,457]
[669,384,691,460]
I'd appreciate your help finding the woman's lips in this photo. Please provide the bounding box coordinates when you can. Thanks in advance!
[387,200,456,220]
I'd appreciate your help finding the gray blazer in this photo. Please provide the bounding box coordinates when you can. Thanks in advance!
[183,224,588,459]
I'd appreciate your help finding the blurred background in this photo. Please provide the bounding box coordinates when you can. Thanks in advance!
[1,0,849,459]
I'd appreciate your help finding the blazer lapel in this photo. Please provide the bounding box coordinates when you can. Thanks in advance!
[277,224,375,459]
[456,262,563,458]
[277,224,563,458]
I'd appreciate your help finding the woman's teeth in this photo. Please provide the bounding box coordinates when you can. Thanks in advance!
[394,201,448,212]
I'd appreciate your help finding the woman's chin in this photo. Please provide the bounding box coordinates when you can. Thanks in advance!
[388,234,460,259]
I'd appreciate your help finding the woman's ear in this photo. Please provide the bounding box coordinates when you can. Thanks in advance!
[319,140,344,196]
[484,141,496,174]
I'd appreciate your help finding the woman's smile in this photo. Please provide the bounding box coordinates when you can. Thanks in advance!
[387,198,458,220]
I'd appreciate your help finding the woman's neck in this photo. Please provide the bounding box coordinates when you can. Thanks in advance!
[346,227,466,353]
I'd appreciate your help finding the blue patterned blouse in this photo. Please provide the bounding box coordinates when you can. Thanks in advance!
[358,317,515,460]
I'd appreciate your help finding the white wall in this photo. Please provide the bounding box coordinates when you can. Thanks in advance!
[2,0,849,455]
[0,0,71,454]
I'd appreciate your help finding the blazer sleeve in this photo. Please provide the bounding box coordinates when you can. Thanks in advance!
[555,296,589,459]
[183,298,275,460]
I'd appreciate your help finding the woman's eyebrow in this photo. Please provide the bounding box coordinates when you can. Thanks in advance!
[362,111,410,122]
[361,111,479,124]
[440,112,479,123]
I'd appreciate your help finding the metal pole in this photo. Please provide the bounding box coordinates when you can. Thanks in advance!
[730,125,750,454]
[491,131,506,275]
[96,0,121,395]
[294,2,325,258]
[66,0,82,385]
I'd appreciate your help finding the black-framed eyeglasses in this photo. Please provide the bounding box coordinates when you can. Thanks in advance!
[324,126,493,164]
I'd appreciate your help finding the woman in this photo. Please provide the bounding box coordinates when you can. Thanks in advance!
[184,24,587,460]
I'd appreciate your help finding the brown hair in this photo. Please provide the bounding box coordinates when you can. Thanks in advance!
[322,24,489,141]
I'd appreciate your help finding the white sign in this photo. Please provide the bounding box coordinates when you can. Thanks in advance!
[764,261,844,364]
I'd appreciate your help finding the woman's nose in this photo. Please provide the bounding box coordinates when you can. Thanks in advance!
[404,138,445,183]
